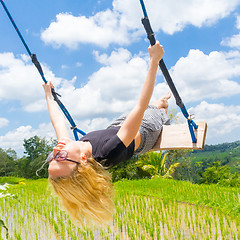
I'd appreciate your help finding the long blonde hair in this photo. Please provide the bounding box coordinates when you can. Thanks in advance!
[49,157,115,226]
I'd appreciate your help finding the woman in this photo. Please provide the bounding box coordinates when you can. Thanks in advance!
[43,41,170,225]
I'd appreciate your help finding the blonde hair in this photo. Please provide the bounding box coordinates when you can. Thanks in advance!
[49,157,115,226]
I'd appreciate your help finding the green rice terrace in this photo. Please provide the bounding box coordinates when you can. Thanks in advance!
[1,177,240,240]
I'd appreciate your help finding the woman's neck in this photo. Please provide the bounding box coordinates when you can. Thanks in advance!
[79,141,92,158]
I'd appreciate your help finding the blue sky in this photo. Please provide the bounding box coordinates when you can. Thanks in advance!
[0,0,240,156]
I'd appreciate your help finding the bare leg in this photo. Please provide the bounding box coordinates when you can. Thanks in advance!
[135,92,171,150]
[152,92,171,113]
[134,92,171,151]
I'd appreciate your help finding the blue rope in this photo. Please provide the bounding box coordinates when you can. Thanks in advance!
[139,0,198,143]
[140,0,148,18]
[0,0,86,140]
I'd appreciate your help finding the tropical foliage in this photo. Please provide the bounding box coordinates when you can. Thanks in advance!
[136,151,168,176]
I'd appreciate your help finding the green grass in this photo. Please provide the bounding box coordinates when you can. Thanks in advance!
[0,178,239,239]
[115,177,240,220]
[0,177,26,185]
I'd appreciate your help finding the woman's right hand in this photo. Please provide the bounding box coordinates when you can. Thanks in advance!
[148,41,164,64]
[42,81,70,140]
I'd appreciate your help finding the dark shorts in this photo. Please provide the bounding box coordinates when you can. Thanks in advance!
[107,105,170,155]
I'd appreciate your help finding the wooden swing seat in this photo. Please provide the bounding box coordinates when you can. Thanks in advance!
[152,121,207,151]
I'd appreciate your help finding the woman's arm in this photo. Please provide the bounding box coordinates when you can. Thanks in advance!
[43,82,69,141]
[117,42,164,147]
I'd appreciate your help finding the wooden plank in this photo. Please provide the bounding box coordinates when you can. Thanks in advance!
[152,121,207,151]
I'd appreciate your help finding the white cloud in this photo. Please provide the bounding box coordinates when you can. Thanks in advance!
[141,0,240,34]
[36,47,168,121]
[0,52,63,112]
[170,49,240,102]
[41,0,240,48]
[61,64,69,69]
[56,48,153,119]
[76,117,111,134]
[0,124,48,150]
[0,48,169,120]
[221,15,240,49]
[0,118,111,155]
[1,47,240,128]
[188,101,240,139]
[0,118,9,128]
[0,123,56,153]
[41,11,131,48]
[76,62,82,67]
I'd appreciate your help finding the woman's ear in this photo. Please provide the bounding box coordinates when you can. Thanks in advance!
[80,153,87,166]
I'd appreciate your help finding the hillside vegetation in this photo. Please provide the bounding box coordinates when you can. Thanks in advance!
[192,140,240,172]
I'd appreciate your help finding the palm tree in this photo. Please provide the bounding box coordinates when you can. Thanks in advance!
[136,151,180,178]
[136,151,168,177]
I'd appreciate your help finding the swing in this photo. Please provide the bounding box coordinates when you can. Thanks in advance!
[1,0,207,150]
[139,0,207,150]
[152,122,207,150]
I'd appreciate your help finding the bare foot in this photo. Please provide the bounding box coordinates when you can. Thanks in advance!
[153,92,171,113]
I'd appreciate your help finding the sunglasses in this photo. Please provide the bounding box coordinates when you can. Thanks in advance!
[46,150,80,165]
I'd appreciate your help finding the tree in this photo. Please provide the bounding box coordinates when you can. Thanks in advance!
[201,161,231,184]
[200,161,240,187]
[0,148,16,176]
[18,136,57,178]
[23,136,54,161]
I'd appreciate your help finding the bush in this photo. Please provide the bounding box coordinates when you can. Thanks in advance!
[201,162,240,187]
[218,172,240,187]
[110,156,150,182]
